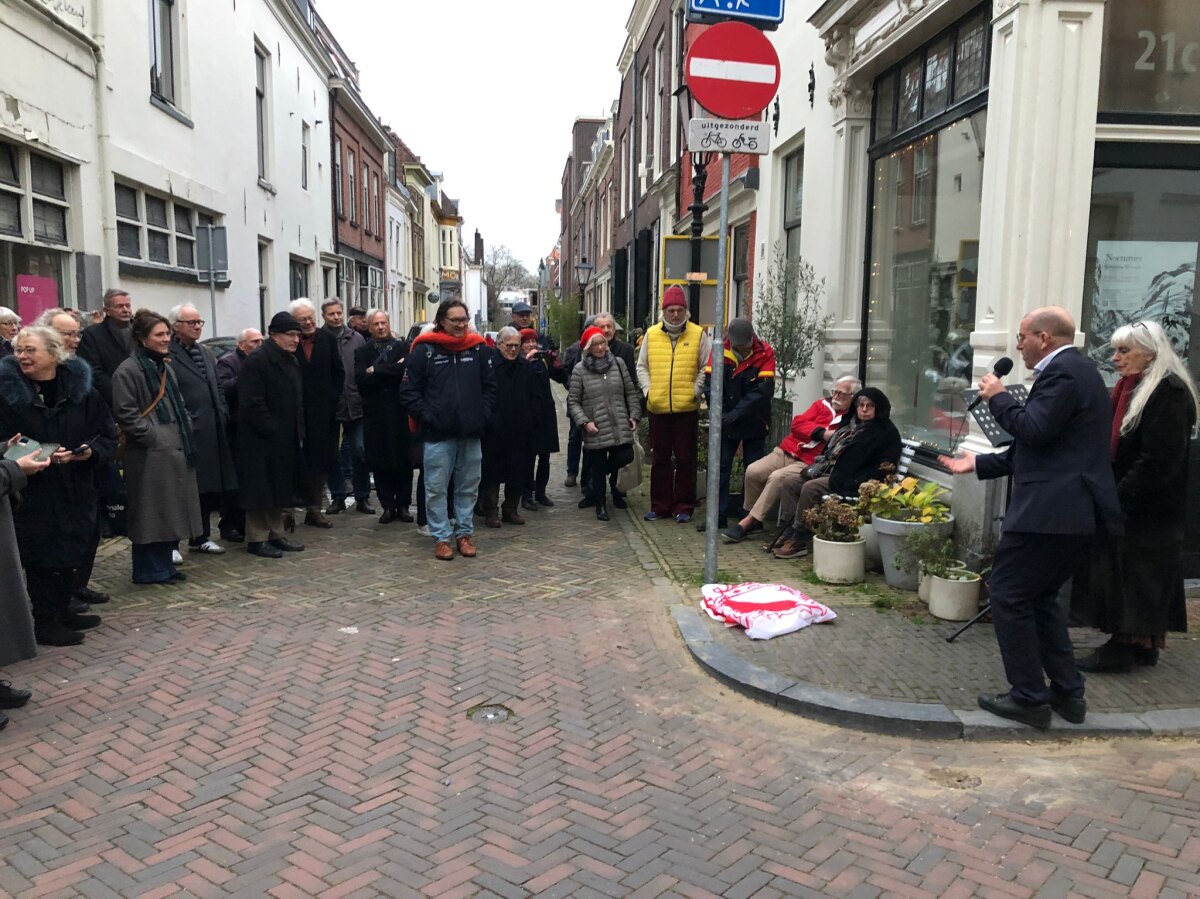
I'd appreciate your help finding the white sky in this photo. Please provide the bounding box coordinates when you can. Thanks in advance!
[315,0,632,275]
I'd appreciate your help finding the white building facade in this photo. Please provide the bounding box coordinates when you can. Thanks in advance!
[0,0,336,339]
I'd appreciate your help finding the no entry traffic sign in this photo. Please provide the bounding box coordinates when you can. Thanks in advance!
[685,22,781,120]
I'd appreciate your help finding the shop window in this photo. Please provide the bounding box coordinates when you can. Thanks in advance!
[114,180,211,270]
[783,149,803,261]
[866,113,987,452]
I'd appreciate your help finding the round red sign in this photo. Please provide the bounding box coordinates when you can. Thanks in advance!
[685,22,782,121]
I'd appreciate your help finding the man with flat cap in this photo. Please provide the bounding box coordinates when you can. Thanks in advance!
[236,311,308,559]
[942,306,1123,729]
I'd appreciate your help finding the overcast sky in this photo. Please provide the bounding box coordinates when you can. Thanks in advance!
[315,0,632,275]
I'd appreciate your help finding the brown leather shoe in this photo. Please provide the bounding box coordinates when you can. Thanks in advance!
[485,515,502,528]
[434,541,454,561]
[304,511,333,529]
[456,536,477,557]
[773,537,810,559]
[501,510,525,525]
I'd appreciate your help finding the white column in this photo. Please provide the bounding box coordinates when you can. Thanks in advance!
[970,0,1107,387]
[823,87,873,383]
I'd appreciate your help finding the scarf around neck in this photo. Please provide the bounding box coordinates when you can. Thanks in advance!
[1110,372,1142,460]
[410,331,485,353]
[583,351,613,374]
[136,346,198,468]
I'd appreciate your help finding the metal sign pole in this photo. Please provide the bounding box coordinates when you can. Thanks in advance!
[205,224,218,338]
[703,152,732,585]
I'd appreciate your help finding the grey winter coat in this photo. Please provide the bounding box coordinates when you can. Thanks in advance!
[112,355,203,545]
[327,325,365,421]
[0,458,36,666]
[568,356,641,450]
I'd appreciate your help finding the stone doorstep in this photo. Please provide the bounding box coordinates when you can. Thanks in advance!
[670,605,1200,742]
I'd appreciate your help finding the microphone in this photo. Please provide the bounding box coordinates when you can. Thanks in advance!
[967,356,1014,411]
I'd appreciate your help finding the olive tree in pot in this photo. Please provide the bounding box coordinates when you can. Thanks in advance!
[859,475,953,590]
[803,498,865,585]
[752,247,832,446]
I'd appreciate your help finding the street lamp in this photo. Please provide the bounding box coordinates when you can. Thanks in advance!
[575,257,593,327]
[674,83,713,322]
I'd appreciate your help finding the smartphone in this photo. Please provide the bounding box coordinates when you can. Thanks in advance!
[70,434,99,455]
[3,438,59,462]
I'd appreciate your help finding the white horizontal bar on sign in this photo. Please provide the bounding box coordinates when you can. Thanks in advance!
[688,57,777,84]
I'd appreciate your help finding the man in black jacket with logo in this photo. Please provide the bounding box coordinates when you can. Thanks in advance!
[400,298,496,561]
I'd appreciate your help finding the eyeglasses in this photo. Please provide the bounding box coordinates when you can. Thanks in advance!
[499,341,520,349]
[13,347,42,356]
[445,316,469,324]
[179,319,205,327]
[831,390,854,398]
[57,331,82,340]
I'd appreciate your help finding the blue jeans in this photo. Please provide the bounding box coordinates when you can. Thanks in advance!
[328,419,371,502]
[132,541,178,584]
[423,438,482,542]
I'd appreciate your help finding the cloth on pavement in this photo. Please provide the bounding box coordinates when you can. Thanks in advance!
[701,582,836,640]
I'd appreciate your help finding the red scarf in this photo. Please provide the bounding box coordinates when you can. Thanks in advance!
[410,330,485,353]
[1109,373,1141,460]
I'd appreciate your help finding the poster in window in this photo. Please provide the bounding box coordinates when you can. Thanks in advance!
[15,274,59,322]
[1085,240,1196,382]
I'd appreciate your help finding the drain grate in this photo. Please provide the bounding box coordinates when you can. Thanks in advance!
[467,703,513,724]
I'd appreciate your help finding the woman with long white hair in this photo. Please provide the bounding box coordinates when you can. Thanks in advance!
[1073,319,1199,673]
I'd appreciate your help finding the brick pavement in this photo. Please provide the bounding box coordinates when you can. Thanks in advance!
[2,428,1200,896]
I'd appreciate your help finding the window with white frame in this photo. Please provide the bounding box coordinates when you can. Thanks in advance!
[0,142,70,247]
[783,149,803,261]
[371,173,380,235]
[348,150,356,222]
[301,123,310,190]
[114,179,213,270]
[334,138,343,215]
[149,0,178,105]
[640,66,652,194]
[361,163,369,232]
[258,240,270,320]
[255,46,270,181]
[912,144,930,225]
[289,257,309,299]
[340,258,355,299]
[654,36,665,179]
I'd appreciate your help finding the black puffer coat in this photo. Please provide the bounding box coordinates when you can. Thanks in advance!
[0,356,116,567]
[483,355,534,486]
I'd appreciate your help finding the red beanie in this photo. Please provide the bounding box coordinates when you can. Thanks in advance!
[662,284,687,309]
[519,328,539,342]
[579,325,605,349]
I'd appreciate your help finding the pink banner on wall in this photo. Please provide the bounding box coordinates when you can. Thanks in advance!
[15,274,59,322]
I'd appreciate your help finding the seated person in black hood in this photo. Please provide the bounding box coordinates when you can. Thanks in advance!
[770,386,901,559]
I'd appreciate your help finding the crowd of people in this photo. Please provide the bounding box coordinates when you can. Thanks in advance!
[0,290,1196,732]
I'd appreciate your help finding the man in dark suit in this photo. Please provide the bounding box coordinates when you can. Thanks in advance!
[941,306,1123,730]
[76,289,134,407]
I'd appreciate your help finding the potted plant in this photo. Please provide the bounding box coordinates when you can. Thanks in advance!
[926,559,982,621]
[901,529,962,603]
[802,498,865,584]
[859,475,953,590]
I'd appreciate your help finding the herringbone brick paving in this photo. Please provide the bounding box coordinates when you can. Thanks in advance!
[3,420,1200,896]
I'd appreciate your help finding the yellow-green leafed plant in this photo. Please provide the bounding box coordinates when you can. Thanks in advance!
[858,475,951,524]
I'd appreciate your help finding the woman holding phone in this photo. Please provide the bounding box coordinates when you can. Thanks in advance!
[0,326,115,646]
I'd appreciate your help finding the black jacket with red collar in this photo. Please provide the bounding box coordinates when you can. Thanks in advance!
[704,337,776,441]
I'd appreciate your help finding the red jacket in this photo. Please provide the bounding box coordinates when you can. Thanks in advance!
[779,397,842,464]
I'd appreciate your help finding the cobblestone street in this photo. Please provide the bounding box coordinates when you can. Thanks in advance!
[3,450,1200,897]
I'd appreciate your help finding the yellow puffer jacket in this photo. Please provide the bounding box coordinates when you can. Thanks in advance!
[644,322,703,415]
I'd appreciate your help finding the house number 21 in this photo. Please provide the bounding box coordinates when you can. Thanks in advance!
[1136,31,1200,74]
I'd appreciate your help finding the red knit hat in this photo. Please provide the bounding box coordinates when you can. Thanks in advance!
[662,284,687,309]
[579,325,605,349]
[519,328,539,342]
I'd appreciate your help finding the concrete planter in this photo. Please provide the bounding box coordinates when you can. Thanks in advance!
[872,515,955,591]
[929,571,982,620]
[859,522,883,572]
[813,536,866,585]
[919,560,965,604]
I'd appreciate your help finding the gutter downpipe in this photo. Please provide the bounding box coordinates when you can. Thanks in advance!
[90,0,117,289]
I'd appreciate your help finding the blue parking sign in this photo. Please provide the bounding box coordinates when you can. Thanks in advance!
[687,0,785,28]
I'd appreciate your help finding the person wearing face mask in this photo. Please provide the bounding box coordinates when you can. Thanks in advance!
[635,286,713,523]
[772,387,902,560]
[1070,320,1198,674]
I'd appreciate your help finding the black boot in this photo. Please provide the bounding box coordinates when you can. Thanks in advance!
[1076,641,1135,673]
[596,501,610,521]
